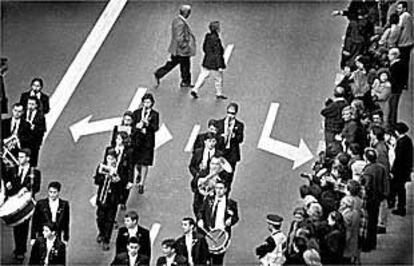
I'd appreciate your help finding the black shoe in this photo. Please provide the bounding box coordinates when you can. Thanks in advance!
[216,95,228,100]
[190,91,198,99]
[180,82,194,88]
[154,73,160,88]
[96,235,103,243]
[377,226,386,234]
[138,184,144,194]
[102,243,110,251]
[392,209,406,216]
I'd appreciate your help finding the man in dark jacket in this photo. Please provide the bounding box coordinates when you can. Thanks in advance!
[321,86,348,147]
[156,239,188,266]
[20,77,50,115]
[390,122,413,216]
[111,237,149,266]
[191,21,227,99]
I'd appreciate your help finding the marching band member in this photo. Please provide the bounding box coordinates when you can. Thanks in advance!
[192,119,218,152]
[255,214,287,266]
[131,93,159,194]
[29,222,66,266]
[20,77,50,115]
[110,111,134,147]
[94,148,127,251]
[175,217,209,266]
[24,96,46,167]
[216,102,244,191]
[3,148,41,262]
[104,131,134,210]
[156,239,188,266]
[1,103,32,154]
[111,236,149,266]
[31,181,70,245]
[115,210,151,261]
[197,180,239,266]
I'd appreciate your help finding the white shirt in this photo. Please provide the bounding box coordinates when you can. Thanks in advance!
[129,253,138,266]
[11,118,20,135]
[128,226,138,238]
[19,164,30,184]
[213,197,226,230]
[185,233,194,265]
[49,198,59,222]
[30,90,41,100]
[45,237,55,266]
[166,254,176,266]
[26,109,37,124]
[224,117,235,149]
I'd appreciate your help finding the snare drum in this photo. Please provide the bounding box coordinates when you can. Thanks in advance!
[205,228,230,254]
[0,189,35,226]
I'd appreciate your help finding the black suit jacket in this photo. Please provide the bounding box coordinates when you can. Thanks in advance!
[132,108,159,148]
[4,165,40,197]
[189,148,223,178]
[1,117,32,149]
[111,252,150,266]
[391,135,413,181]
[20,90,50,114]
[216,118,244,165]
[362,162,389,202]
[29,237,66,265]
[116,225,151,260]
[31,198,70,241]
[202,32,225,70]
[156,254,188,266]
[197,196,239,235]
[175,232,209,265]
[389,60,407,93]
[25,110,47,148]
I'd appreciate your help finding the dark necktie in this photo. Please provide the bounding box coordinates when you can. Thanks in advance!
[28,110,33,122]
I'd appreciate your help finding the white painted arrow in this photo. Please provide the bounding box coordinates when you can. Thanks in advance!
[184,124,201,152]
[257,103,313,169]
[224,44,234,65]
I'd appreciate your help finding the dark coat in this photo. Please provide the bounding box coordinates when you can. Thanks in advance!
[341,119,367,148]
[1,117,32,149]
[111,252,149,266]
[4,165,40,197]
[389,59,407,93]
[31,198,70,241]
[175,231,209,265]
[320,228,345,265]
[320,98,348,133]
[132,108,159,148]
[391,135,413,181]
[156,254,188,266]
[29,237,66,265]
[25,109,47,148]
[215,118,244,165]
[116,226,151,261]
[201,32,225,70]
[362,162,389,202]
[197,196,239,235]
[20,90,50,114]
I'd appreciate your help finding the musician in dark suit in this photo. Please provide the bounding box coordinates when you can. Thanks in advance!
[197,180,239,265]
[156,239,188,266]
[31,181,70,244]
[110,111,134,147]
[1,57,8,114]
[154,5,196,88]
[132,93,159,194]
[104,131,134,209]
[111,236,149,266]
[216,102,244,190]
[115,210,151,260]
[24,96,46,167]
[94,148,127,251]
[176,217,209,266]
[390,122,413,216]
[3,148,41,261]
[192,119,218,153]
[29,222,66,266]
[20,77,50,114]
[2,103,32,152]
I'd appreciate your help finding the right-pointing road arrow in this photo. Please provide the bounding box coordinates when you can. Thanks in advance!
[257,102,314,169]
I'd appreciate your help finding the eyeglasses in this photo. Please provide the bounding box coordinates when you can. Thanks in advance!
[227,111,236,115]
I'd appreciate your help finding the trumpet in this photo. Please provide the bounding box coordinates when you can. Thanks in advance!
[98,164,113,205]
[1,145,19,168]
[3,135,20,151]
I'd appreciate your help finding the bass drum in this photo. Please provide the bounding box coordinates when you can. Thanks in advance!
[205,228,230,254]
[0,188,35,226]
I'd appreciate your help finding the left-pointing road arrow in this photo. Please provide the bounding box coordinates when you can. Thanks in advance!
[69,87,173,149]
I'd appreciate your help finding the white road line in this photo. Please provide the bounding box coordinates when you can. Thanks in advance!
[184,124,201,152]
[45,0,128,140]
[154,124,173,150]
[127,87,147,111]
[150,222,161,247]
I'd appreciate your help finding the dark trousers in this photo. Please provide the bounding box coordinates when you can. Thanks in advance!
[389,180,407,211]
[96,200,118,244]
[192,192,204,217]
[388,93,401,128]
[13,219,30,255]
[365,199,380,251]
[30,146,40,167]
[155,55,191,84]
[210,252,225,266]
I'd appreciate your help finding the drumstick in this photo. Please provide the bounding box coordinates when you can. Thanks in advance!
[199,227,219,245]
